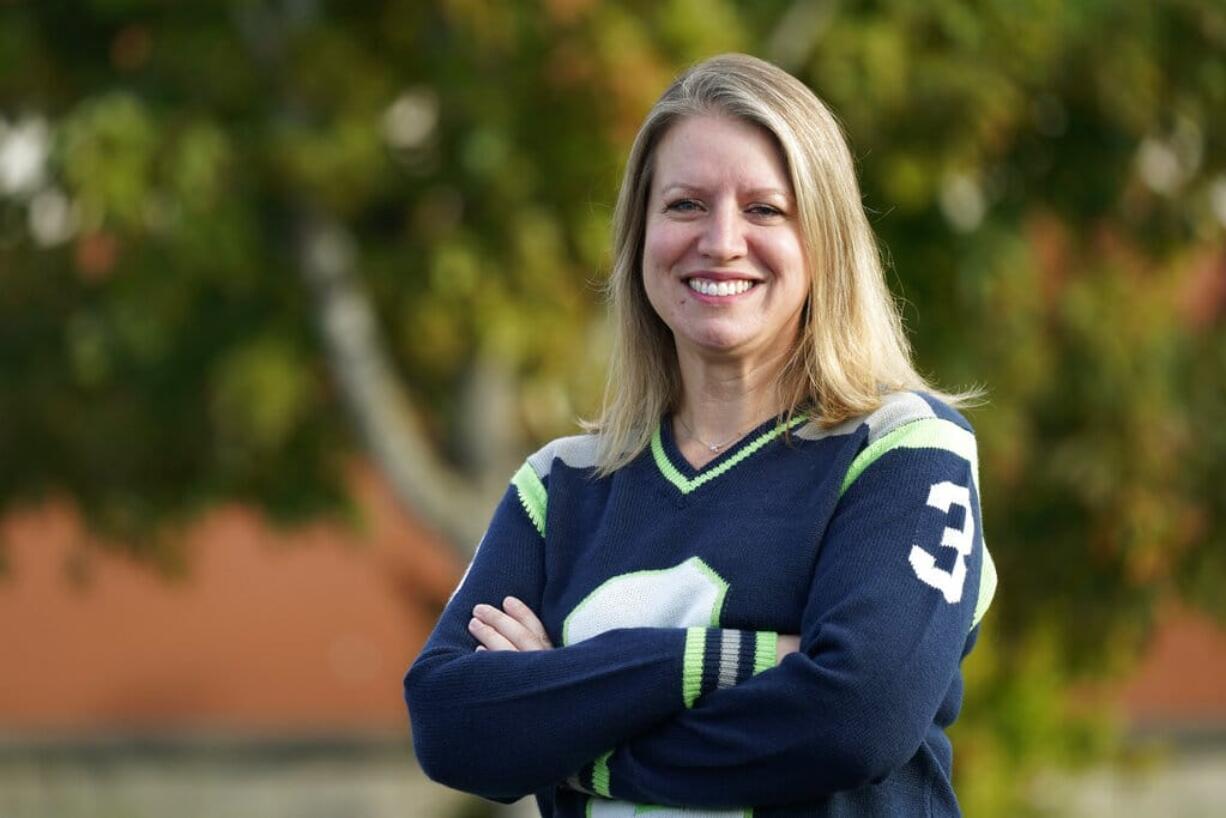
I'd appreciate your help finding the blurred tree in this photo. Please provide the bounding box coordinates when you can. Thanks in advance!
[1,0,1223,814]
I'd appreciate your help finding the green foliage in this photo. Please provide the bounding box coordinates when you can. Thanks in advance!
[1,1,1223,813]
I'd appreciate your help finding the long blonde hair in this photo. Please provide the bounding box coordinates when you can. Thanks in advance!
[586,53,975,475]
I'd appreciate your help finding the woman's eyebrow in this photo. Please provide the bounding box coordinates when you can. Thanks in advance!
[658,182,703,197]
[658,182,791,200]
[743,187,792,201]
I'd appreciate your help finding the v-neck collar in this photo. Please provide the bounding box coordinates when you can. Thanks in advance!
[651,412,809,495]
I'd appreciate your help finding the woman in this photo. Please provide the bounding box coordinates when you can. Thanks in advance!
[405,53,996,817]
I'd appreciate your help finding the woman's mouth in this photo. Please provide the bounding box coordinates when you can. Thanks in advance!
[686,277,758,297]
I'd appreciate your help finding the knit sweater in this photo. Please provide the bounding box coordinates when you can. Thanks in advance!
[404,391,997,817]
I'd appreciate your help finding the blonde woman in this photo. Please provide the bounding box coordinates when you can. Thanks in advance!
[405,53,996,817]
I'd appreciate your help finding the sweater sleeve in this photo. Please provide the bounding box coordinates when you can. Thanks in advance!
[403,469,776,803]
[580,417,994,808]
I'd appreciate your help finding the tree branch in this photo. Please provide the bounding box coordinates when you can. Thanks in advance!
[299,214,493,555]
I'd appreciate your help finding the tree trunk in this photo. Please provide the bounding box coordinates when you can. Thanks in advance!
[299,213,498,556]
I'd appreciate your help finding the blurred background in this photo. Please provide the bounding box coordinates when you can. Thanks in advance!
[1,1,1224,816]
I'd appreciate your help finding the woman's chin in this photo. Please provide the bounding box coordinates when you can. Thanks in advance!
[673,323,797,367]
[679,331,759,359]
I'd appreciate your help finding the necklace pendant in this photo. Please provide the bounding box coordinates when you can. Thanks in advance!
[675,414,742,456]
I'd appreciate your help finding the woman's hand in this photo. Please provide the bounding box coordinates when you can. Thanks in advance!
[777,634,800,665]
[469,596,554,651]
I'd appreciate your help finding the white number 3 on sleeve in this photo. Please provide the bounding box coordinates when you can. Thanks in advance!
[908,480,975,604]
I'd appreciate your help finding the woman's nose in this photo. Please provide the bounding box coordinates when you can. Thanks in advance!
[697,203,747,261]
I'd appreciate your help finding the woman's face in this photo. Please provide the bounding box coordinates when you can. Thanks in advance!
[642,114,810,369]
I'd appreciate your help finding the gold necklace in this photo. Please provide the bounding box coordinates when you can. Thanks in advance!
[675,414,751,453]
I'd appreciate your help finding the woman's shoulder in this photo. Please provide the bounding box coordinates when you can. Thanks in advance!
[521,432,603,482]
[861,391,975,441]
[796,391,975,450]
[811,392,982,513]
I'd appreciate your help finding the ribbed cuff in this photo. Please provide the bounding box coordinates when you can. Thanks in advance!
[682,628,778,708]
[754,630,778,674]
[569,750,613,798]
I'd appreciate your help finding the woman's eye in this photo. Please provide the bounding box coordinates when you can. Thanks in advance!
[666,199,701,213]
[747,204,784,218]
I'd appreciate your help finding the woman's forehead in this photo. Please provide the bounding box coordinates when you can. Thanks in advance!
[650,115,792,197]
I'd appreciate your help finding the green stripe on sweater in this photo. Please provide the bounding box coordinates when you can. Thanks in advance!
[652,415,809,494]
[511,461,547,537]
[683,627,705,709]
[591,750,613,797]
[841,418,978,497]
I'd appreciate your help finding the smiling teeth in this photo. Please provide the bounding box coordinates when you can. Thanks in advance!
[688,279,754,296]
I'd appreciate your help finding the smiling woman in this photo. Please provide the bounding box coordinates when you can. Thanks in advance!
[642,114,810,432]
[405,53,996,818]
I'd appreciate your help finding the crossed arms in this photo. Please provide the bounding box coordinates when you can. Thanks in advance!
[404,440,986,808]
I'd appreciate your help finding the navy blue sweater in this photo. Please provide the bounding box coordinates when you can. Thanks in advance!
[405,392,996,817]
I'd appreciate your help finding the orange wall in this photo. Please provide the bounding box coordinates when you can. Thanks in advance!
[0,466,464,732]
[1119,607,1226,727]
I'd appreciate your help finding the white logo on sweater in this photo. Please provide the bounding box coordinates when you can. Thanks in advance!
[562,556,727,646]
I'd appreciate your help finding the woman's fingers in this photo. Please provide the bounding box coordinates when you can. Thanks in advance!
[470,603,548,651]
[776,633,801,665]
[468,615,516,651]
[503,596,553,648]
[467,599,553,652]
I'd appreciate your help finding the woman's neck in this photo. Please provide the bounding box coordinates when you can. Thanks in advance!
[671,350,789,463]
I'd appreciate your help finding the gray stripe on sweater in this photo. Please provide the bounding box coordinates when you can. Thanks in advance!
[794,391,936,444]
[526,434,601,479]
[717,629,742,689]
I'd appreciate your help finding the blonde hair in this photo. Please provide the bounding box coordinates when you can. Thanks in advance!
[586,53,976,474]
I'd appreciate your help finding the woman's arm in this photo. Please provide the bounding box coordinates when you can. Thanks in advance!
[572,423,992,808]
[403,479,776,802]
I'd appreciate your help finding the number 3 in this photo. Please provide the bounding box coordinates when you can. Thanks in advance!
[908,480,974,603]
